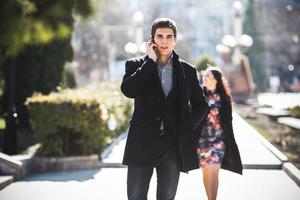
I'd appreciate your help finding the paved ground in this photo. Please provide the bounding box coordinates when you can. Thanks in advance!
[0,168,299,200]
[0,113,300,200]
[257,93,300,110]
[102,113,284,167]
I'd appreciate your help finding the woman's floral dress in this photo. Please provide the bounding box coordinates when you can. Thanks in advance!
[197,90,225,167]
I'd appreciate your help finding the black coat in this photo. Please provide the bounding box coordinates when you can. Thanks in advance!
[121,51,209,172]
[219,96,243,175]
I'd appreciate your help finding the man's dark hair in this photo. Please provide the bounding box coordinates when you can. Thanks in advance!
[151,17,177,39]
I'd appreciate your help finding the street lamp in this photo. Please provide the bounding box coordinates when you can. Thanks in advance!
[133,11,144,54]
[216,44,231,65]
[232,0,242,66]
[216,1,255,103]
[124,11,146,56]
[231,1,254,67]
[220,33,253,71]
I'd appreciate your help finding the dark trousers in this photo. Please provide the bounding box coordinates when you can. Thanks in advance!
[127,150,180,200]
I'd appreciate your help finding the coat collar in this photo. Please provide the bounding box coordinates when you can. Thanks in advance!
[143,51,184,78]
[144,50,178,62]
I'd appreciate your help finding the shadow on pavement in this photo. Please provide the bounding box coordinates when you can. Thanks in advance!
[23,169,101,182]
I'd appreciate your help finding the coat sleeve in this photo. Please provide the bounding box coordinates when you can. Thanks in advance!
[190,68,209,130]
[223,98,234,134]
[120,58,157,98]
[227,100,233,122]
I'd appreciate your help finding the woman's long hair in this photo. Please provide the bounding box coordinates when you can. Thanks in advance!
[204,67,232,103]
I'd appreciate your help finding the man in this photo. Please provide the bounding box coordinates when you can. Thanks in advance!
[121,17,209,200]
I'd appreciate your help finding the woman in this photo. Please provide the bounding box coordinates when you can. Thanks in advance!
[197,67,243,200]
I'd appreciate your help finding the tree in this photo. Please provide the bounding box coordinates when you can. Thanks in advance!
[0,0,93,61]
[0,0,95,154]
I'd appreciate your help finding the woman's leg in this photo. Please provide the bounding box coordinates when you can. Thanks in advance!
[202,164,221,200]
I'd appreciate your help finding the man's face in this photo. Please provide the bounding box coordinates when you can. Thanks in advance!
[153,28,176,57]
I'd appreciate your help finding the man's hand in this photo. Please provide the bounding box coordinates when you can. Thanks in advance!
[146,40,158,62]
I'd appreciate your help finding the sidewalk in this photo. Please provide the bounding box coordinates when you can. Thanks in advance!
[257,93,300,110]
[0,113,300,200]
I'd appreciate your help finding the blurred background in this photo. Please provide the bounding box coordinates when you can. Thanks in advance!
[0,0,299,176]
[70,0,300,93]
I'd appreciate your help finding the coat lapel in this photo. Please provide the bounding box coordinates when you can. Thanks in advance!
[173,52,189,123]
[144,55,165,98]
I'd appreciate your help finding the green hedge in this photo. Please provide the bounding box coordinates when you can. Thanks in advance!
[195,54,216,73]
[287,106,300,118]
[26,82,132,157]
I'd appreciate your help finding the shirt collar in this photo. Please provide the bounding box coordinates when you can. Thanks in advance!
[158,53,173,66]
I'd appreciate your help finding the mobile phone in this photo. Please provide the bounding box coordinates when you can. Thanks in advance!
[151,38,157,51]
